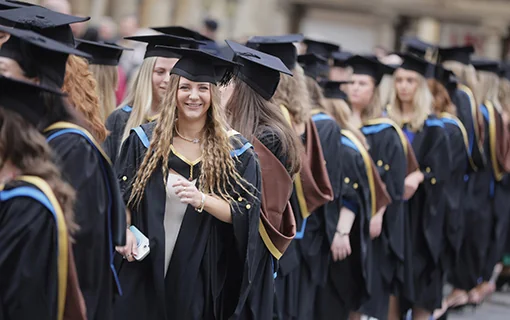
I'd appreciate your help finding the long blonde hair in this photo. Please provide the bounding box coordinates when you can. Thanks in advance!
[325,98,368,149]
[388,70,432,131]
[62,55,108,142]
[120,57,158,143]
[272,64,311,125]
[305,76,328,111]
[498,78,510,114]
[89,64,119,122]
[129,75,251,207]
[477,70,502,112]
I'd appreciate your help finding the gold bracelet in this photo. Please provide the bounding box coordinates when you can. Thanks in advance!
[196,192,206,213]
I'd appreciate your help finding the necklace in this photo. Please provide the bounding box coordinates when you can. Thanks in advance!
[175,126,201,144]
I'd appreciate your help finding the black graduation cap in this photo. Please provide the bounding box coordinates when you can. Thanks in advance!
[155,46,239,85]
[0,75,64,125]
[499,63,510,81]
[0,25,91,87]
[471,58,500,75]
[402,37,435,59]
[321,80,350,100]
[437,45,474,65]
[226,40,293,101]
[0,6,90,46]
[246,34,304,70]
[397,52,430,76]
[76,39,132,66]
[331,51,353,67]
[303,38,340,58]
[345,55,387,85]
[298,53,329,80]
[151,26,220,55]
[124,34,204,59]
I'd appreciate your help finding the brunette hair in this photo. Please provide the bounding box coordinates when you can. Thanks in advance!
[0,107,77,235]
[427,78,456,115]
[62,55,108,142]
[225,76,301,176]
[129,74,253,207]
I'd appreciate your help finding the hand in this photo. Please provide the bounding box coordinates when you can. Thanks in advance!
[403,171,424,200]
[115,228,138,262]
[173,178,202,208]
[370,212,384,239]
[331,233,351,261]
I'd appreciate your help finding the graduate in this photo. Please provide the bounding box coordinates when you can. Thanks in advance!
[344,55,417,320]
[247,34,335,320]
[0,76,85,320]
[151,25,221,56]
[222,40,303,319]
[426,66,470,317]
[113,47,262,319]
[330,51,353,82]
[315,81,391,320]
[0,22,126,320]
[104,34,201,164]
[76,39,132,122]
[387,53,451,320]
[469,59,510,302]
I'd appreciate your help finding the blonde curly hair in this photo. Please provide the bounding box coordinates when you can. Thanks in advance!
[129,74,252,207]
[62,55,108,142]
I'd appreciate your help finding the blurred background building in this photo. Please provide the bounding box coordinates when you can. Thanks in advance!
[29,0,510,60]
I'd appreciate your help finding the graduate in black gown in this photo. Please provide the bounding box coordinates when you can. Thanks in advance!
[247,35,335,320]
[113,47,263,320]
[0,76,86,320]
[344,55,417,320]
[314,91,391,320]
[76,39,132,123]
[222,40,304,319]
[0,13,126,320]
[426,67,471,318]
[103,34,201,164]
[387,54,451,319]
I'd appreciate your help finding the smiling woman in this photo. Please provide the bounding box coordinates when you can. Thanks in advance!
[114,47,265,320]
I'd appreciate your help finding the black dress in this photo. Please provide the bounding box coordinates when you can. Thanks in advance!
[113,123,265,320]
[44,122,126,320]
[103,105,133,165]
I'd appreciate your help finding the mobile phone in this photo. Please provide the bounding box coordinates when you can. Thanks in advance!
[129,225,150,261]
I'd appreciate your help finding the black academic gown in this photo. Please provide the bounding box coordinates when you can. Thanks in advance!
[359,119,407,320]
[438,114,469,273]
[400,117,450,313]
[296,112,343,320]
[103,106,132,165]
[0,180,59,320]
[315,130,373,320]
[113,123,263,320]
[45,123,126,320]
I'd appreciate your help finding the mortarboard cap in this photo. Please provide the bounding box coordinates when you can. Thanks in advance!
[331,51,353,67]
[397,52,430,76]
[298,53,329,80]
[304,38,340,58]
[402,37,435,59]
[0,6,89,46]
[76,39,132,66]
[345,55,387,85]
[499,63,510,81]
[246,34,303,70]
[151,26,220,55]
[156,46,239,84]
[124,34,203,59]
[226,40,293,101]
[321,80,351,100]
[471,58,500,75]
[437,45,474,65]
[0,25,91,87]
[0,75,64,125]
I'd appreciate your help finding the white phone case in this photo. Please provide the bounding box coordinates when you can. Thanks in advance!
[129,225,150,261]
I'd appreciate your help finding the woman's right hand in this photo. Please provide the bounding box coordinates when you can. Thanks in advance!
[331,233,351,261]
[403,170,424,200]
[116,228,138,262]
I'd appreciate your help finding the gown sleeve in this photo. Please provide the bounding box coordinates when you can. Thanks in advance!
[0,197,59,320]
